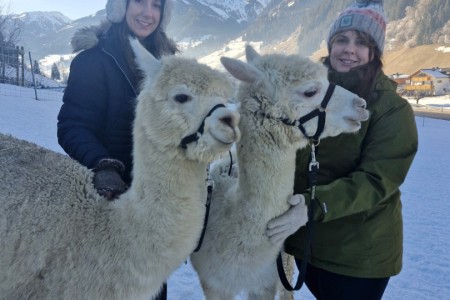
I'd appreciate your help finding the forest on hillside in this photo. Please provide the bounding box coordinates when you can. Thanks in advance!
[243,0,450,56]
[387,0,450,47]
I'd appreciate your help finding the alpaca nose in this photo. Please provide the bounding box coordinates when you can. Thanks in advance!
[220,112,239,129]
[354,97,367,110]
[220,116,233,128]
[353,97,370,121]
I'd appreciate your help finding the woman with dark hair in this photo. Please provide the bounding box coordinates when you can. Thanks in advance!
[265,1,418,299]
[57,1,178,298]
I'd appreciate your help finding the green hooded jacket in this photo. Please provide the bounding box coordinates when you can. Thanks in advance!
[285,70,418,278]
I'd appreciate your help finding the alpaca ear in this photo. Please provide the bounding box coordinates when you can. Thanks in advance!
[129,37,161,79]
[221,56,275,97]
[220,56,264,85]
[245,44,260,64]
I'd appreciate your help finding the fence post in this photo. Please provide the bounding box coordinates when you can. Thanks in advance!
[20,47,25,87]
[28,51,38,100]
[0,47,4,81]
[15,46,19,86]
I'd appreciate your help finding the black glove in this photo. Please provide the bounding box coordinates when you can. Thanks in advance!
[93,158,128,200]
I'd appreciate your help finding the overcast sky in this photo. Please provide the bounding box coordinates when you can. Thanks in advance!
[7,0,106,20]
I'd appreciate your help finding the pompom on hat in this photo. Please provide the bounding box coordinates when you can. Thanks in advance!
[106,0,173,31]
[328,0,387,53]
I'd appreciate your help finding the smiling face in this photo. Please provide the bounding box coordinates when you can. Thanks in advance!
[329,30,371,72]
[126,0,162,39]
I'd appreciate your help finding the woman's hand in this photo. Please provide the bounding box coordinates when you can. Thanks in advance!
[93,158,128,200]
[266,194,308,245]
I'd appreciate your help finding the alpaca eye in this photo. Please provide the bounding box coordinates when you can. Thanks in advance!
[304,89,317,97]
[174,94,191,103]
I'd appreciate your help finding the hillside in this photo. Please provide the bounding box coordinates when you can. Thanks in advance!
[382,45,450,75]
[243,0,450,57]
[250,0,450,75]
[309,44,450,76]
[3,0,449,78]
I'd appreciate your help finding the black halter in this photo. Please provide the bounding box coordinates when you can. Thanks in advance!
[274,84,337,292]
[179,104,226,149]
[180,103,226,252]
[279,83,336,141]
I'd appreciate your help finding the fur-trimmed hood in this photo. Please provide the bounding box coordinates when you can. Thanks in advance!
[71,22,111,53]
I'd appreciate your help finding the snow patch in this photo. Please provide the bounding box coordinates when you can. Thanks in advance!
[435,46,450,53]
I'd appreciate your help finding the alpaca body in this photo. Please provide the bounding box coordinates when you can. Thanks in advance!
[0,135,207,299]
[0,39,240,299]
[190,45,369,299]
[191,99,304,299]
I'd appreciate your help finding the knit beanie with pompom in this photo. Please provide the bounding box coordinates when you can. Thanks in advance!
[327,0,386,53]
[105,0,173,31]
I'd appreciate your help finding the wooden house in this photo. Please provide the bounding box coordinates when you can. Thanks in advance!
[404,68,450,96]
[389,73,410,94]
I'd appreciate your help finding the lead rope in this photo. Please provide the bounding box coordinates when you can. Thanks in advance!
[276,140,318,291]
[194,150,233,253]
[193,164,214,252]
[228,150,233,176]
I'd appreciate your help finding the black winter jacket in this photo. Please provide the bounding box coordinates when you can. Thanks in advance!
[58,25,139,184]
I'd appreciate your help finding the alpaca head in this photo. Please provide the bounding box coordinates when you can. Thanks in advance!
[220,45,369,146]
[130,38,241,163]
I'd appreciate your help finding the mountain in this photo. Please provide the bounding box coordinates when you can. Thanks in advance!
[243,0,450,56]
[166,0,271,57]
[8,10,107,60]
[11,11,71,37]
[7,0,272,60]
[248,0,450,75]
[3,0,450,75]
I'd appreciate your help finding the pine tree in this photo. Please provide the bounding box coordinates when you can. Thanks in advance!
[51,63,60,80]
[32,60,41,75]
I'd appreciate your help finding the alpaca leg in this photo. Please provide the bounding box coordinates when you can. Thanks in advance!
[277,252,295,300]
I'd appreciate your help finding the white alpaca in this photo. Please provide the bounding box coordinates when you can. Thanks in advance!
[0,39,241,300]
[190,45,369,299]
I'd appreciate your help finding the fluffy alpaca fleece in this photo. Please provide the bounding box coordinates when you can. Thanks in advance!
[0,40,240,299]
[190,45,369,299]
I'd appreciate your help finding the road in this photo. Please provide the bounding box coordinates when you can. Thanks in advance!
[412,106,450,121]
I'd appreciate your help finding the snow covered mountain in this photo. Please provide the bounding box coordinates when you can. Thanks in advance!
[5,0,449,74]
[189,0,271,23]
[11,11,71,37]
[166,0,271,56]
[8,10,106,60]
[7,0,272,60]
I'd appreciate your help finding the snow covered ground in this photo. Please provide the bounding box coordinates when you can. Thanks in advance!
[1,84,449,299]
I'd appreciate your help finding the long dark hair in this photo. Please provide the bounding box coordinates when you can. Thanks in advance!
[321,30,383,100]
[109,0,179,83]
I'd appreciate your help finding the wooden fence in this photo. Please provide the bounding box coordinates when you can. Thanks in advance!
[0,44,25,86]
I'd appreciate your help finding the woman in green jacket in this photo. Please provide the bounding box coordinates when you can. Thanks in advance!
[266,1,418,299]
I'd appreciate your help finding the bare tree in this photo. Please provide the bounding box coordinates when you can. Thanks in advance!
[1,1,23,85]
[0,1,22,46]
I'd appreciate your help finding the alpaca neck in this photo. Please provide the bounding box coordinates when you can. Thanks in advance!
[127,140,209,219]
[236,113,308,218]
[114,137,208,261]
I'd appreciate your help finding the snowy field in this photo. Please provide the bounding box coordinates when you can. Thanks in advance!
[0,84,449,299]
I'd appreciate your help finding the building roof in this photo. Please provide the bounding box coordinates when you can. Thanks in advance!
[418,69,450,78]
[390,74,410,79]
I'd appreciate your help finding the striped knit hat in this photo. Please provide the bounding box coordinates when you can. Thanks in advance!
[105,0,173,31]
[328,0,386,53]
